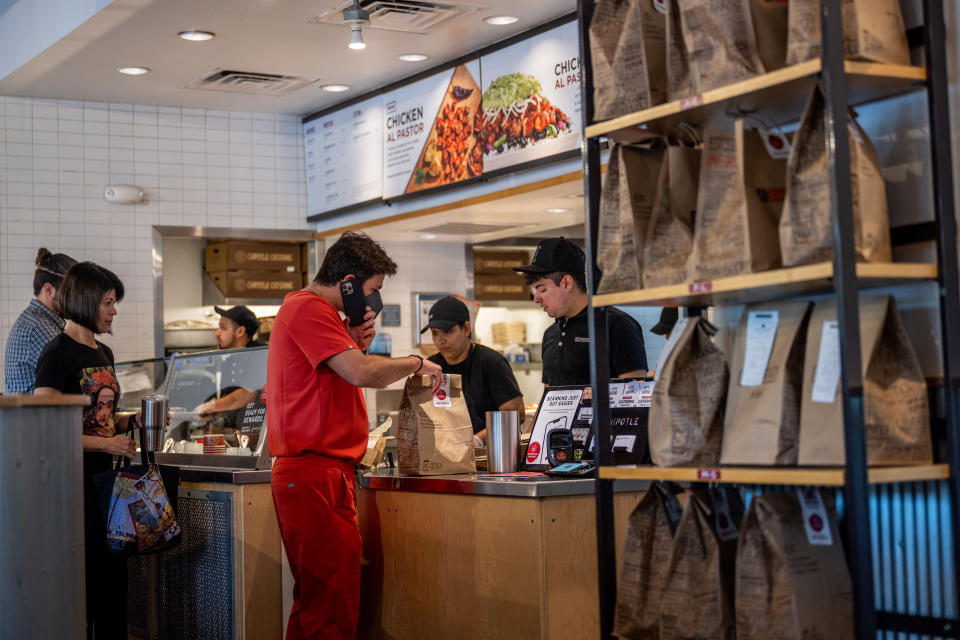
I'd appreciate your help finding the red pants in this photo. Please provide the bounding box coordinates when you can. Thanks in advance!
[272,455,361,640]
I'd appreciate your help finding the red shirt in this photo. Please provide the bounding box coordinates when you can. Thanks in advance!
[266,290,368,461]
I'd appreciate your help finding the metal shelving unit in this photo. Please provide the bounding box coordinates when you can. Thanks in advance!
[576,0,960,638]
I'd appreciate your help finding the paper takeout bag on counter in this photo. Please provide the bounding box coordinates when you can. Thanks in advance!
[721,300,813,466]
[597,144,664,293]
[589,0,666,120]
[780,85,892,267]
[676,0,764,94]
[689,121,786,281]
[614,482,687,639]
[786,0,910,66]
[649,317,728,467]
[798,296,932,466]
[659,488,743,640]
[643,145,701,288]
[397,374,476,476]
[736,489,853,640]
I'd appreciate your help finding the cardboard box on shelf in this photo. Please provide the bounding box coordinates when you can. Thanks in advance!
[207,270,301,299]
[205,241,300,273]
[474,273,529,301]
[473,250,531,275]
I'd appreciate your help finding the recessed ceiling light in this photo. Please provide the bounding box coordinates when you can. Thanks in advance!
[321,84,350,92]
[398,53,428,62]
[483,15,518,25]
[546,208,570,214]
[117,66,150,76]
[178,30,215,41]
[420,233,438,240]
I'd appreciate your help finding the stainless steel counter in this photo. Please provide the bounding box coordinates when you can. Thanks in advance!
[360,469,651,498]
[178,467,271,484]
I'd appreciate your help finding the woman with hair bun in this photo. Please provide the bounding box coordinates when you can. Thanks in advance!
[3,247,77,394]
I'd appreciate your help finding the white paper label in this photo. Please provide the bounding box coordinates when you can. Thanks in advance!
[654,317,691,382]
[811,321,841,403]
[613,434,637,453]
[652,0,668,14]
[577,406,593,424]
[740,311,779,387]
[608,382,626,407]
[637,381,655,407]
[432,375,452,408]
[797,488,833,545]
[709,487,739,542]
[617,381,641,408]
[759,129,792,159]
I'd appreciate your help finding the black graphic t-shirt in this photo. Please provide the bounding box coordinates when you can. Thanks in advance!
[35,333,119,474]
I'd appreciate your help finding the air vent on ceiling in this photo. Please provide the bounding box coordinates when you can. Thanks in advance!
[183,69,310,95]
[310,0,481,35]
[416,222,512,235]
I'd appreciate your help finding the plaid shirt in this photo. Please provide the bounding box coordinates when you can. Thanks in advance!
[4,299,65,394]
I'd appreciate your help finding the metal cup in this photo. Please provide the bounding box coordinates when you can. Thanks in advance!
[486,411,523,473]
[141,394,168,452]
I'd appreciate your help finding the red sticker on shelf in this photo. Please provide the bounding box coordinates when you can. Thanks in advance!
[526,441,541,463]
[680,95,704,109]
[689,281,713,293]
[697,469,721,480]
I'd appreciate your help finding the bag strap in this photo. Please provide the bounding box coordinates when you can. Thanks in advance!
[136,427,154,466]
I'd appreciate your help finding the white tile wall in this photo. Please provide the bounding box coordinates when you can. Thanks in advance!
[0,96,307,387]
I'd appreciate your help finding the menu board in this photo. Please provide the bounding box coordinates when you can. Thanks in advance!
[382,59,483,199]
[477,21,582,173]
[304,96,383,214]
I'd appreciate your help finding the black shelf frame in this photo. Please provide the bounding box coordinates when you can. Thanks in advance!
[576,1,960,638]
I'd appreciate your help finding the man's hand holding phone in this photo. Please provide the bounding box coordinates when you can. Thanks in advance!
[346,308,377,351]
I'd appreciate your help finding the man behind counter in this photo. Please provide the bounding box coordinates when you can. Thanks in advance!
[514,237,648,385]
[423,296,524,444]
[195,305,265,416]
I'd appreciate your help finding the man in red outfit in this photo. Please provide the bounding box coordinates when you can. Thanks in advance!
[267,232,442,639]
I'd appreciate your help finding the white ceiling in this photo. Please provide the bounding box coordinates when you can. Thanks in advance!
[0,0,576,115]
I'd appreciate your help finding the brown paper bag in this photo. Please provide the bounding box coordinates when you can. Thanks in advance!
[642,145,701,288]
[597,145,664,293]
[689,121,785,281]
[677,0,764,94]
[397,374,477,476]
[589,0,666,120]
[660,488,743,640]
[649,317,728,467]
[750,0,790,73]
[613,483,686,639]
[666,0,693,101]
[780,85,892,267]
[786,0,910,66]
[736,490,853,639]
[798,296,932,466]
[721,300,813,466]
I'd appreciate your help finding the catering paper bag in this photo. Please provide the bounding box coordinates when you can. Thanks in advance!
[736,490,853,640]
[780,85,892,267]
[397,374,476,476]
[643,145,700,288]
[597,145,664,293]
[589,0,666,120]
[649,317,728,467]
[676,0,764,94]
[786,0,910,66]
[798,296,932,466]
[660,488,743,640]
[689,121,785,281]
[721,300,812,465]
[666,0,693,101]
[750,0,790,73]
[613,483,686,639]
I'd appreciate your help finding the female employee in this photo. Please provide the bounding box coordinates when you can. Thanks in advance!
[423,296,524,443]
[34,262,137,640]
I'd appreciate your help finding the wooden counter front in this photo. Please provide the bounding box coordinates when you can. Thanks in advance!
[357,488,644,639]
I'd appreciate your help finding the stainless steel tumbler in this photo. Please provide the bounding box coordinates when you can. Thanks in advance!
[141,394,169,452]
[486,411,523,473]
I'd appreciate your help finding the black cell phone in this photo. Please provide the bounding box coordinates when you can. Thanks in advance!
[340,281,384,326]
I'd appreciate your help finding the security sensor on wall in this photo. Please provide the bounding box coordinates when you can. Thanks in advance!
[104,184,145,205]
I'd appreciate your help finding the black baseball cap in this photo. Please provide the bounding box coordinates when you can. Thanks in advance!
[513,237,585,275]
[215,305,259,338]
[651,307,679,335]
[420,296,470,334]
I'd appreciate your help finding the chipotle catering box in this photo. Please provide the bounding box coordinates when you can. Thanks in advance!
[208,270,301,298]
[205,241,300,273]
[474,273,529,301]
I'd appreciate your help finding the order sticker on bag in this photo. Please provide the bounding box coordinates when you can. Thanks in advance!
[433,375,452,408]
[811,321,841,403]
[740,310,778,387]
[797,487,833,545]
[759,129,792,159]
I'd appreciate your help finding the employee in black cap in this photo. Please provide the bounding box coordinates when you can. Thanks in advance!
[214,305,264,350]
[423,296,524,444]
[514,237,648,386]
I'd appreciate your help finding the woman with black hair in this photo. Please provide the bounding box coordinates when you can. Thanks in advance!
[3,247,77,393]
[34,261,136,640]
